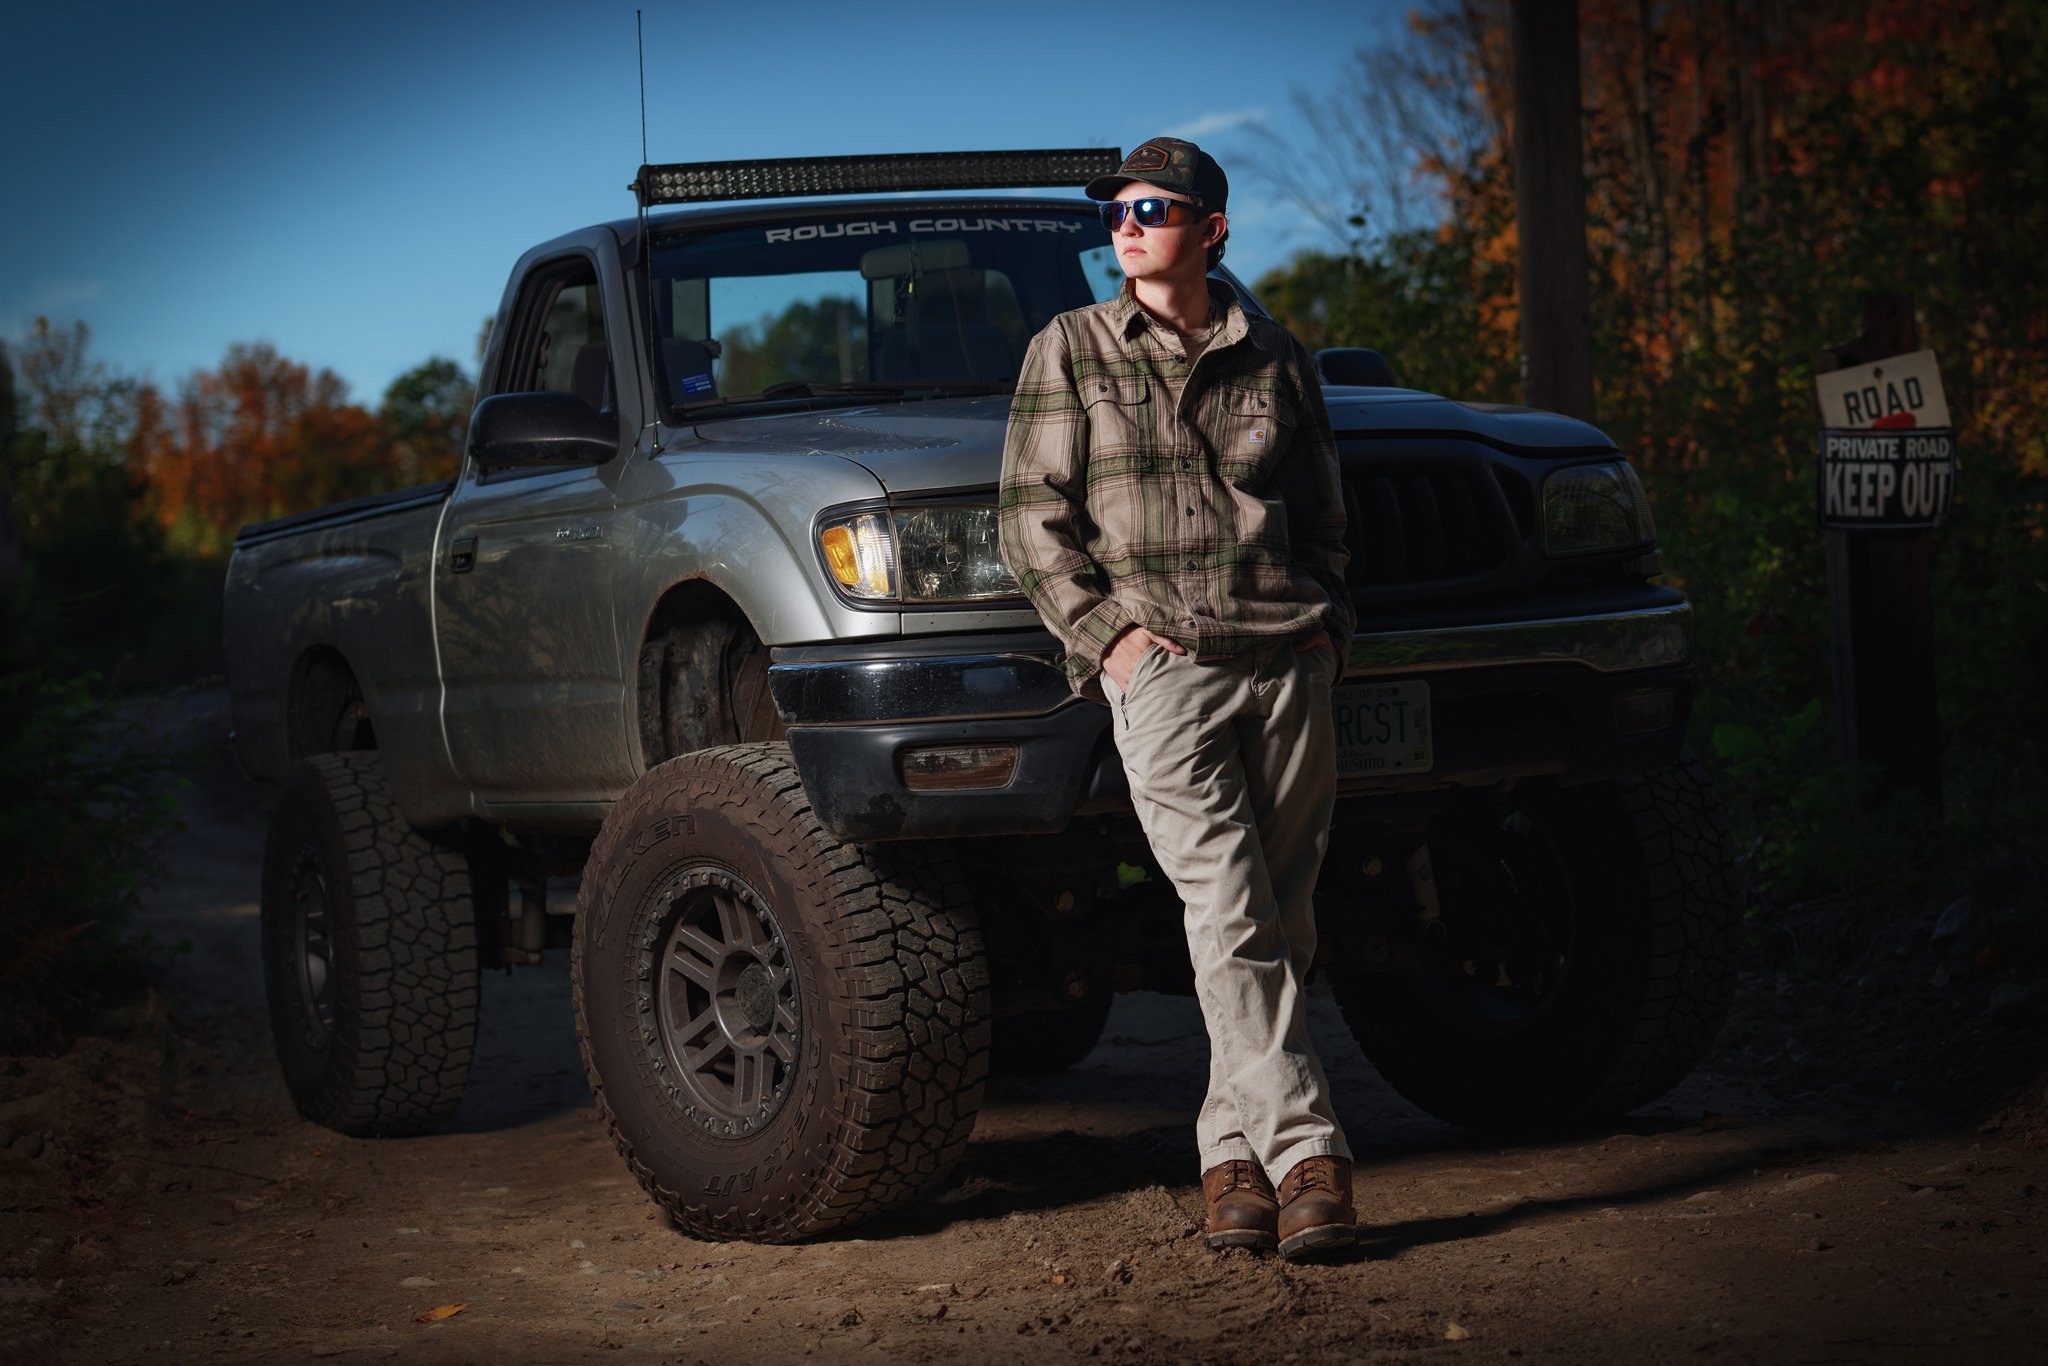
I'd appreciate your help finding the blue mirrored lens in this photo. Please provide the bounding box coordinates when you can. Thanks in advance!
[1100,198,1183,231]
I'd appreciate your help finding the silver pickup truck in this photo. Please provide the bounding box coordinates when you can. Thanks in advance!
[227,150,1737,1244]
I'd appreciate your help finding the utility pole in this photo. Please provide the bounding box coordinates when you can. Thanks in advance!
[1510,0,1595,421]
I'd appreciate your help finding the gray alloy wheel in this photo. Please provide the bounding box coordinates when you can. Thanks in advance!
[574,742,990,1242]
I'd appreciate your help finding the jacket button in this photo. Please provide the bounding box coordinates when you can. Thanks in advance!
[1179,457,1192,469]
[1184,560,1198,571]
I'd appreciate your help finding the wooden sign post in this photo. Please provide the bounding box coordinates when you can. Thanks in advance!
[1509,0,1594,423]
[1814,294,1946,808]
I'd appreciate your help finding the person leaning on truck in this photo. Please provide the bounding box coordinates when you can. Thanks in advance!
[998,137,1358,1260]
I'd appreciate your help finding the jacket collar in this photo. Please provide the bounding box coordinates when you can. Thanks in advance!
[1111,278,1252,351]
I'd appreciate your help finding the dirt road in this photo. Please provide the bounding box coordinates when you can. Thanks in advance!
[4,691,2044,1364]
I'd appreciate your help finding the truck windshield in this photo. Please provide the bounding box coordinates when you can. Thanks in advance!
[647,207,1130,411]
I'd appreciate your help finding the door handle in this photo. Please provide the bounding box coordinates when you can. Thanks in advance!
[449,536,478,573]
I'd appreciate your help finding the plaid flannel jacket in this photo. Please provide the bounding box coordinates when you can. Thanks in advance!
[999,281,1353,699]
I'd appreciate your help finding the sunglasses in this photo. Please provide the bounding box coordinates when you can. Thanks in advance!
[1098,197,1209,231]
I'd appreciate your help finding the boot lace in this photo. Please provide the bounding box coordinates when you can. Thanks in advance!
[1291,1159,1337,1195]
[1221,1160,1266,1193]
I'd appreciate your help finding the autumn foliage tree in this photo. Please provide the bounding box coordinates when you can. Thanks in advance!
[380,357,475,489]
[127,343,465,557]
[1255,0,2048,890]
[3,320,471,676]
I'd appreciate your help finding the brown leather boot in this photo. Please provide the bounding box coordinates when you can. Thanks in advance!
[1201,1159,1278,1251]
[1277,1156,1357,1260]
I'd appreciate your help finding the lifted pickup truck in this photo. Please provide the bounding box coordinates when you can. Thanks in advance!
[228,149,1738,1243]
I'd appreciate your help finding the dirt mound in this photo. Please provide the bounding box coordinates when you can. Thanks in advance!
[0,1019,173,1355]
[1709,850,2048,1128]
[0,1021,167,1214]
[1980,1070,2048,1149]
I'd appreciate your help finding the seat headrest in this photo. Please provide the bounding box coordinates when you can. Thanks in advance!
[569,342,611,411]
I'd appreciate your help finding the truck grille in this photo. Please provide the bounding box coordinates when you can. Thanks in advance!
[1341,464,1525,589]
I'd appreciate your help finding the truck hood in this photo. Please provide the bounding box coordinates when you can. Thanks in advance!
[1321,387,1616,451]
[685,386,1613,497]
[686,396,1014,496]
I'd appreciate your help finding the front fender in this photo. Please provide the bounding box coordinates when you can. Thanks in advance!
[610,449,901,671]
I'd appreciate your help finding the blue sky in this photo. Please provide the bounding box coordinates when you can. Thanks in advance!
[2,0,1408,406]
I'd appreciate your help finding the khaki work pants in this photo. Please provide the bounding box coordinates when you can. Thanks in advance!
[1102,640,1351,1183]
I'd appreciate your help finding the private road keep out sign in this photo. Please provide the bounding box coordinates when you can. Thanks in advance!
[1815,348,1956,529]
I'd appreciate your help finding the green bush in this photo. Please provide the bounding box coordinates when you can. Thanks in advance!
[1709,699,1943,902]
[0,667,185,1054]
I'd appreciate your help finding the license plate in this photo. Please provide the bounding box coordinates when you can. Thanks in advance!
[1332,680,1433,777]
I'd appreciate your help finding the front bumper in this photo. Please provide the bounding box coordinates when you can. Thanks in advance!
[768,594,1697,843]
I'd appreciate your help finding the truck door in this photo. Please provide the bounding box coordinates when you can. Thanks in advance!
[434,250,636,805]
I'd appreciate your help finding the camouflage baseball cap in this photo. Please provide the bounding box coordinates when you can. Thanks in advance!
[1085,137,1229,212]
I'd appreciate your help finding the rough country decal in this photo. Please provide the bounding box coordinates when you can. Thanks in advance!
[764,218,1084,243]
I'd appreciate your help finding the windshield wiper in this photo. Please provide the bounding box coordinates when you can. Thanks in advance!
[673,379,1013,422]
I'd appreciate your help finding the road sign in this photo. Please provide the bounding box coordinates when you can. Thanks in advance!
[1815,348,1950,430]
[1818,429,1956,529]
[1815,348,1956,530]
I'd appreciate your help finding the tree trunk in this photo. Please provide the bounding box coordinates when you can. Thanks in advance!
[1510,0,1595,421]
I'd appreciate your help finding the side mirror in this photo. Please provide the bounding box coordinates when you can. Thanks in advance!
[468,392,617,472]
[1315,348,1399,388]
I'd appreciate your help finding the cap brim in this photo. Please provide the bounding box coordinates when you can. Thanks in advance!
[1083,173,1135,201]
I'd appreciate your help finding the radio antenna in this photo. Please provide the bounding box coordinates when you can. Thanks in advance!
[634,10,660,428]
[637,9,649,168]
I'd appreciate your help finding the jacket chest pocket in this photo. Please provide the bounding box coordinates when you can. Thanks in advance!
[1215,384,1294,488]
[1082,375,1152,467]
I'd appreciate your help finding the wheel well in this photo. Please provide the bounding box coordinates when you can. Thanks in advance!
[635,581,784,769]
[287,647,376,760]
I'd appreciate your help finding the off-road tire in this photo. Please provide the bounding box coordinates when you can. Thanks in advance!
[572,742,991,1243]
[1336,750,1741,1131]
[260,753,479,1137]
[990,984,1115,1077]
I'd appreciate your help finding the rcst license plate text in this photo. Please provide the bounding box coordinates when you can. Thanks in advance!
[1332,680,1432,776]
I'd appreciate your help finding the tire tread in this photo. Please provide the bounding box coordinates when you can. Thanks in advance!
[571,742,990,1243]
[264,753,478,1138]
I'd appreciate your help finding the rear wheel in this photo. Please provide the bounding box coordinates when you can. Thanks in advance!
[573,742,990,1242]
[260,753,478,1136]
[1334,751,1741,1131]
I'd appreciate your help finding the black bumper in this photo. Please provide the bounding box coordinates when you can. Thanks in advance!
[769,593,1697,843]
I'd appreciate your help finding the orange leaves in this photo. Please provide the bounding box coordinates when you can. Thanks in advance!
[125,342,415,551]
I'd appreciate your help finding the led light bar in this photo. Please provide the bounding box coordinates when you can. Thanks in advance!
[632,148,1122,207]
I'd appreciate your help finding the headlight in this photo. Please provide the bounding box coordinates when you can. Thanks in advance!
[818,504,1020,604]
[1541,461,1655,556]
[894,506,1018,602]
[819,511,897,599]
